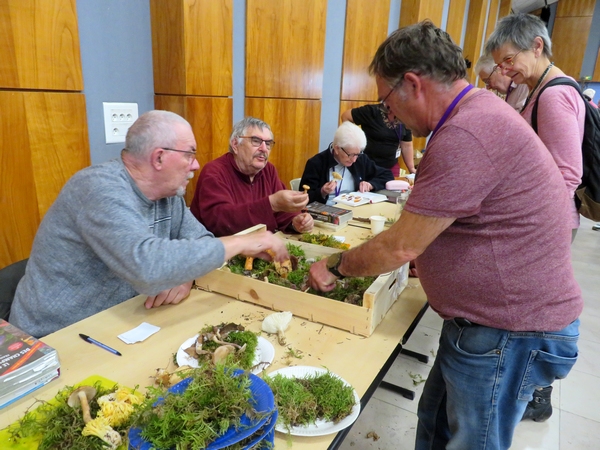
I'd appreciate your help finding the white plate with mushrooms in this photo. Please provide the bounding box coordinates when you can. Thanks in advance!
[176,335,274,374]
[269,366,361,436]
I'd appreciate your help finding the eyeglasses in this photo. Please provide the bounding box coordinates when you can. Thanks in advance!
[239,136,276,150]
[492,49,524,73]
[340,146,362,159]
[161,147,197,162]
[379,81,401,115]
[482,71,494,88]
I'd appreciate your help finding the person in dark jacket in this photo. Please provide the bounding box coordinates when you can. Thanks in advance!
[299,121,393,204]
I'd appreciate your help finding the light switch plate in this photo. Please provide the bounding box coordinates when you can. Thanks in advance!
[103,102,139,144]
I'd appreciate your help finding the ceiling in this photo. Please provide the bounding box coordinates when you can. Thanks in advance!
[511,0,559,13]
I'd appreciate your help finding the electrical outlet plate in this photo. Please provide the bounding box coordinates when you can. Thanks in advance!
[103,102,139,144]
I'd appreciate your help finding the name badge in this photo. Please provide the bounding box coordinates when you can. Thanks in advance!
[395,147,401,159]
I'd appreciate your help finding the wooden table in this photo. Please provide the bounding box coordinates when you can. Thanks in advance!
[0,201,426,449]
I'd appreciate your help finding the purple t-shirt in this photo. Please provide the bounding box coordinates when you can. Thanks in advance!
[405,89,582,331]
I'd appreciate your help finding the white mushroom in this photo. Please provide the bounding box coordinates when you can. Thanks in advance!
[212,344,236,364]
[67,386,97,424]
[262,311,293,346]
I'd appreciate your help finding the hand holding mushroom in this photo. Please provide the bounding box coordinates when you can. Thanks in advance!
[262,311,293,346]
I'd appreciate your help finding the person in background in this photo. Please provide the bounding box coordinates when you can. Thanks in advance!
[486,15,586,422]
[190,117,313,237]
[341,104,416,176]
[474,54,529,111]
[583,88,598,108]
[10,111,289,338]
[308,21,581,449]
[299,121,393,205]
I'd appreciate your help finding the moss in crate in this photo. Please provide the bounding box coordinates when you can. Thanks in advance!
[225,243,375,306]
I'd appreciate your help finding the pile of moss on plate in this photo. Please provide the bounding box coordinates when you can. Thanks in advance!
[9,381,142,450]
[225,243,375,306]
[264,370,355,432]
[130,365,270,450]
[182,322,259,370]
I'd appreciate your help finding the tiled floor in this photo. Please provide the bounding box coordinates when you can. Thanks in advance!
[340,217,600,450]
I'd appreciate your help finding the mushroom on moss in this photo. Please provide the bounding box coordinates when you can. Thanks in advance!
[82,416,122,449]
[67,386,97,424]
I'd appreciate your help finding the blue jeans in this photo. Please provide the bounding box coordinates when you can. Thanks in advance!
[415,318,579,450]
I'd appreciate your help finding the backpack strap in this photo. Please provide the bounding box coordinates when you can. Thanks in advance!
[531,77,584,133]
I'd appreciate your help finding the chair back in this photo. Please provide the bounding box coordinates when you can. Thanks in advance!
[0,259,28,321]
[289,178,301,191]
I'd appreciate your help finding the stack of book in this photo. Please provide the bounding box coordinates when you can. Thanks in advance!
[0,320,60,409]
[306,202,353,228]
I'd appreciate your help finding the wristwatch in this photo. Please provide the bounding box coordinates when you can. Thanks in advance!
[326,252,345,278]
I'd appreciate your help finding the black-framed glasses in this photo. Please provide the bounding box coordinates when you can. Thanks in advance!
[161,147,197,161]
[493,49,525,73]
[239,136,276,150]
[379,81,401,114]
[340,146,362,159]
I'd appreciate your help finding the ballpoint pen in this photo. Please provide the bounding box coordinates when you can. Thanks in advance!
[79,333,122,356]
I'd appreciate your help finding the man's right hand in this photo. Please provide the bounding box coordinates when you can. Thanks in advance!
[321,180,337,197]
[269,190,309,212]
[219,231,290,262]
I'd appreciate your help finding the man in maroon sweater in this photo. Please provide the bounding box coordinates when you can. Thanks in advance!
[191,117,314,236]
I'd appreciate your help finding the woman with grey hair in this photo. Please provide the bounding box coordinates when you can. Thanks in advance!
[486,13,586,423]
[299,121,393,204]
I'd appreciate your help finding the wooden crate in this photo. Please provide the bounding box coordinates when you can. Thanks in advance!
[195,225,408,337]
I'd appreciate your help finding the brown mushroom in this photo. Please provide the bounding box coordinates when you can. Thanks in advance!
[302,184,310,194]
[212,344,236,364]
[68,385,97,424]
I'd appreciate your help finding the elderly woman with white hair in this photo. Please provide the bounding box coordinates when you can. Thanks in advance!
[299,121,393,205]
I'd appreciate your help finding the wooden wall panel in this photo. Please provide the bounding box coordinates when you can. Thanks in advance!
[498,0,512,19]
[245,98,321,187]
[340,0,390,102]
[556,0,596,17]
[399,0,443,28]
[484,0,500,44]
[0,0,82,91]
[154,95,233,206]
[150,0,232,96]
[446,0,468,45]
[462,0,488,83]
[339,100,367,123]
[552,16,593,80]
[0,91,89,268]
[246,0,326,99]
[593,48,600,82]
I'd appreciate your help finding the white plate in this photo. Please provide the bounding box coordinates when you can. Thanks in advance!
[333,192,388,207]
[176,335,274,374]
[268,366,360,436]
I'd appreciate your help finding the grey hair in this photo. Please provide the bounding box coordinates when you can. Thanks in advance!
[485,13,552,58]
[333,121,367,150]
[474,54,496,76]
[229,117,273,153]
[369,20,467,89]
[124,110,191,156]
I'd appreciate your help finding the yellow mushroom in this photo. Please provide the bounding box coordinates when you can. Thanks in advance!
[82,416,122,450]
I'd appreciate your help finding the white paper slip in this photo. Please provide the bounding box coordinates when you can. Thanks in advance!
[118,322,160,344]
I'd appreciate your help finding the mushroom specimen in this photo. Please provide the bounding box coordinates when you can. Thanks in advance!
[332,172,343,180]
[82,416,122,450]
[262,311,293,345]
[302,184,310,194]
[67,386,97,424]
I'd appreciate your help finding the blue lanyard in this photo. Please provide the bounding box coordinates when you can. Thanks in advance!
[393,123,404,141]
[334,167,346,196]
[430,84,474,140]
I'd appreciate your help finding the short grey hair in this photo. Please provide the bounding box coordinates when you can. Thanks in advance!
[124,110,191,156]
[369,20,467,89]
[229,117,273,153]
[333,121,367,150]
[474,54,496,76]
[485,13,552,59]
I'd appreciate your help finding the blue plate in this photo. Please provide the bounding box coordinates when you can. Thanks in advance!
[129,370,275,450]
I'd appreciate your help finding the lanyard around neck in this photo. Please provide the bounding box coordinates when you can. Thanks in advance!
[431,84,474,139]
[334,167,346,197]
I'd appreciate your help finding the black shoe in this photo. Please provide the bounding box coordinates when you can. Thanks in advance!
[521,386,553,422]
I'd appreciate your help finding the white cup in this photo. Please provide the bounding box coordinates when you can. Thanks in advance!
[370,215,386,235]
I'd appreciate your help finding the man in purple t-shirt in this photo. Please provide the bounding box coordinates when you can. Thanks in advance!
[308,21,582,450]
